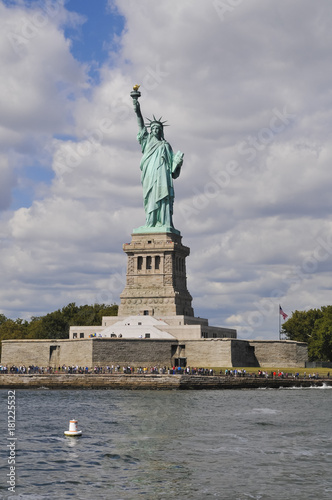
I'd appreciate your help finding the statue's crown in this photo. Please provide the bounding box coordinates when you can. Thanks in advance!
[145,115,169,129]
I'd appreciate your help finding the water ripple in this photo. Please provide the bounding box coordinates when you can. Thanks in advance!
[0,388,331,499]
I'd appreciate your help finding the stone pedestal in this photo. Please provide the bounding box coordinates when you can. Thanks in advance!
[118,232,194,317]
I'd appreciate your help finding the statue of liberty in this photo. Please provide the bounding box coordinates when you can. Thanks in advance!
[131,87,184,234]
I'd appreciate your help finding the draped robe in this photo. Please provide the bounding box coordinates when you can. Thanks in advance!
[138,127,178,228]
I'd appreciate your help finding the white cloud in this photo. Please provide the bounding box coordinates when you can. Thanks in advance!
[0,0,332,339]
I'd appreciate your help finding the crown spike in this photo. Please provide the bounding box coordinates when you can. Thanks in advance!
[145,115,170,128]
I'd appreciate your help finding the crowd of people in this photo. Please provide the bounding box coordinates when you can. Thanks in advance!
[0,364,329,378]
[0,364,215,375]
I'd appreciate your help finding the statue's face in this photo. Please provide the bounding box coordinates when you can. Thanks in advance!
[151,124,162,139]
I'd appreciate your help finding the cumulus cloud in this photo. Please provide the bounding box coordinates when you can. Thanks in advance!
[0,0,332,339]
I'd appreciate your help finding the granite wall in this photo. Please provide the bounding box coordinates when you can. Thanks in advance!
[249,340,308,368]
[1,338,308,368]
[92,338,177,366]
[1,339,93,367]
[183,339,233,367]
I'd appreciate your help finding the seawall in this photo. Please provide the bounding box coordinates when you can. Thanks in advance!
[1,374,331,390]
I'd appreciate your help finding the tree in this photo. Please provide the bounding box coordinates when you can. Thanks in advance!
[309,306,332,361]
[67,303,118,327]
[0,318,29,357]
[281,308,322,343]
[0,318,28,339]
[0,303,119,343]
[282,306,332,362]
[26,317,45,339]
[40,310,71,339]
[0,313,8,326]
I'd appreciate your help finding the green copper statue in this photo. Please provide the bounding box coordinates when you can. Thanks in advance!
[130,86,184,234]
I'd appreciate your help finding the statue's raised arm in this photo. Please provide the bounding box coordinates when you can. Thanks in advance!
[130,86,183,235]
[133,98,144,131]
[131,85,144,131]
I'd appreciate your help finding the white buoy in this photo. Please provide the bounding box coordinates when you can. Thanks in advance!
[64,419,82,437]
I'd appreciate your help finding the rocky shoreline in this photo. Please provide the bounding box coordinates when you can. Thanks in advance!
[1,373,331,390]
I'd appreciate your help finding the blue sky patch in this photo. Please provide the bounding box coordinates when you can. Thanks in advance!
[64,0,125,81]
[10,164,54,210]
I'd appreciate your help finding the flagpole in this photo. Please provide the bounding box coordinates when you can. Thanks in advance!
[278,304,281,340]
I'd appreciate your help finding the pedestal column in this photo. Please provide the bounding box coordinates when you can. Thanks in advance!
[118,232,194,317]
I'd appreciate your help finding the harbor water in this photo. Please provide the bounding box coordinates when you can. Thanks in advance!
[1,386,332,499]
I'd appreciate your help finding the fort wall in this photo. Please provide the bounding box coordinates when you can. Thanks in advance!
[92,338,177,366]
[1,338,308,368]
[250,340,308,367]
[1,339,93,367]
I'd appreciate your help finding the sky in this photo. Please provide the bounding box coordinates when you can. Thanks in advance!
[1,0,332,340]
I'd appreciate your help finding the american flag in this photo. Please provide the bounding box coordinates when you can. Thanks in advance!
[279,305,288,320]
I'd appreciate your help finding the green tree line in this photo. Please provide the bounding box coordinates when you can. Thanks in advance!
[0,303,118,354]
[282,305,332,361]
